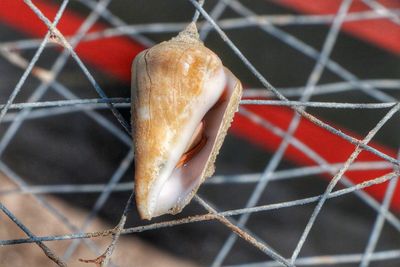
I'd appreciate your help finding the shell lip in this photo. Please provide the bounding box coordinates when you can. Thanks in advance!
[139,68,242,220]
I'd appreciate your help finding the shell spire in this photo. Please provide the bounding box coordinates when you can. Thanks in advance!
[131,23,242,220]
[172,22,200,43]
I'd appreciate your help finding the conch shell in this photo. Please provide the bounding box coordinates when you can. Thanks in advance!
[131,23,242,220]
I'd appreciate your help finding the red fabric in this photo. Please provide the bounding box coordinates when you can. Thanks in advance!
[274,0,400,55]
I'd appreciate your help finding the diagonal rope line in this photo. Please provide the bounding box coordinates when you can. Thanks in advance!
[50,82,131,146]
[77,191,135,266]
[199,0,228,40]
[99,191,135,266]
[360,176,399,267]
[62,149,133,260]
[194,195,294,267]
[359,151,400,267]
[362,0,400,24]
[290,103,400,263]
[192,0,205,23]
[0,202,67,267]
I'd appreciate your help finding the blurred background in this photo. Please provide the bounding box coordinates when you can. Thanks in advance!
[0,0,399,266]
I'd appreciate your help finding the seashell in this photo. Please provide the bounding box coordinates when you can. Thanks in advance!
[131,22,242,220]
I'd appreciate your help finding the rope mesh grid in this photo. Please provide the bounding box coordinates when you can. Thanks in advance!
[0,0,399,266]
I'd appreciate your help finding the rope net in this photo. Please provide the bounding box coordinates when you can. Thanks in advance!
[0,0,399,266]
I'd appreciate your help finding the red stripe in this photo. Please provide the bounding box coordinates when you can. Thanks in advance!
[274,0,400,55]
[0,0,143,82]
[1,0,399,210]
[231,105,398,209]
